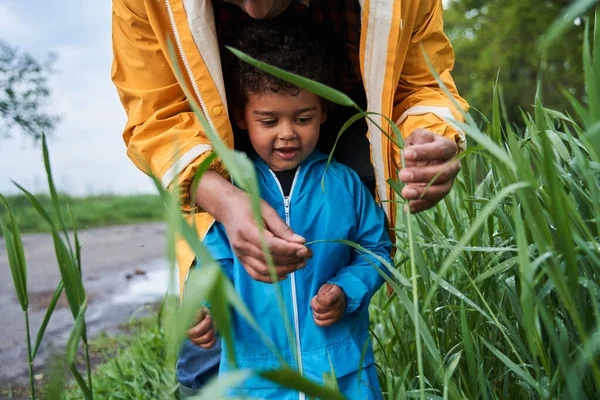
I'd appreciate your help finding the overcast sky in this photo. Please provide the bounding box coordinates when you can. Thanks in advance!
[0,0,155,196]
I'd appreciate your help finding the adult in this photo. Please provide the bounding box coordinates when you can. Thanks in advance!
[112,0,468,388]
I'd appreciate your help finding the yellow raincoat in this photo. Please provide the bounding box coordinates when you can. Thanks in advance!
[111,0,469,293]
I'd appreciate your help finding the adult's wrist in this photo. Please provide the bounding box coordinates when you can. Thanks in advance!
[191,170,241,223]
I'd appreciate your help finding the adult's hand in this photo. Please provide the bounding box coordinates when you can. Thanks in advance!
[398,128,461,213]
[221,190,312,282]
[193,170,312,283]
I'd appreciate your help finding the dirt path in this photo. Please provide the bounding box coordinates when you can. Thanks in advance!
[0,222,171,387]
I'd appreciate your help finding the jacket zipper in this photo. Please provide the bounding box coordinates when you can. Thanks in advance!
[270,168,304,399]
[164,0,219,135]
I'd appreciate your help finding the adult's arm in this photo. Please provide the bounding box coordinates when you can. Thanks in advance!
[112,0,309,281]
[111,0,228,210]
[393,0,470,212]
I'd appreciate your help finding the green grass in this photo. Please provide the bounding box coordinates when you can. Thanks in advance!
[0,193,164,233]
[60,312,178,399]
[0,313,177,400]
[368,63,600,400]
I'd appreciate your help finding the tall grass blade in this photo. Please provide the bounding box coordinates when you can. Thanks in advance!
[41,135,72,251]
[190,152,217,194]
[443,352,461,400]
[191,370,253,399]
[227,46,357,108]
[166,40,298,360]
[424,182,530,309]
[68,365,92,400]
[67,206,82,272]
[322,111,367,191]
[259,368,347,400]
[65,299,87,365]
[460,303,478,397]
[49,229,84,318]
[307,238,410,288]
[12,182,85,318]
[32,281,64,359]
[541,0,599,51]
[224,283,284,364]
[0,216,28,310]
[65,299,92,399]
[481,338,540,393]
[169,266,219,361]
[208,273,235,365]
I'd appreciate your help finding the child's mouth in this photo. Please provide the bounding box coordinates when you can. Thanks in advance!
[275,147,299,160]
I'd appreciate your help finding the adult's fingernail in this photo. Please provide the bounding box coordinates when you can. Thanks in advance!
[291,234,305,242]
[399,170,414,181]
[404,149,416,160]
[404,188,417,199]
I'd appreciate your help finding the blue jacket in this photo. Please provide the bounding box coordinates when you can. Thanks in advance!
[201,151,392,391]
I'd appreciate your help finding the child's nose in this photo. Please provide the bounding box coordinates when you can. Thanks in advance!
[277,122,296,140]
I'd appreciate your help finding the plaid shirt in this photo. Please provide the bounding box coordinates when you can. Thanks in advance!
[213,0,363,97]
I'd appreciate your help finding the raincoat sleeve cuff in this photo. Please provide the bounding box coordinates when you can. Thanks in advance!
[171,153,230,213]
[326,273,370,315]
[397,113,466,153]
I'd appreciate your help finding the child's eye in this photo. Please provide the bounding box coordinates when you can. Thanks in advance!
[259,120,277,127]
[296,117,313,124]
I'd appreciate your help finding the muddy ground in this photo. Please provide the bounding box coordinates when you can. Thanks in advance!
[0,222,171,390]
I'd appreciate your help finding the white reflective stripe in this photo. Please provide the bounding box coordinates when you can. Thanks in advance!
[397,105,466,147]
[182,0,228,113]
[363,0,394,218]
[165,0,221,138]
[397,105,454,125]
[161,143,213,187]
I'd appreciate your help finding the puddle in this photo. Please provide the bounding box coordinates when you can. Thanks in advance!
[0,259,180,387]
[113,261,179,305]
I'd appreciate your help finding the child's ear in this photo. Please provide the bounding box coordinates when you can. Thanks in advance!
[320,112,327,124]
[234,108,247,130]
[236,118,247,130]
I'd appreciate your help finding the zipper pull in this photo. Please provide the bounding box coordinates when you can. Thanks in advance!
[284,196,290,221]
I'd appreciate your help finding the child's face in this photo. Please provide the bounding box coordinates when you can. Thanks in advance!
[238,90,325,172]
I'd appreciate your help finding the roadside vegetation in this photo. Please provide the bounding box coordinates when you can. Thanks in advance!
[0,194,163,234]
[61,311,177,400]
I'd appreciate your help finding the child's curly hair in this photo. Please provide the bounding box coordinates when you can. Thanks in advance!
[229,19,335,107]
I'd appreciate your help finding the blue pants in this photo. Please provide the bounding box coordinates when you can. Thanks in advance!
[176,337,221,394]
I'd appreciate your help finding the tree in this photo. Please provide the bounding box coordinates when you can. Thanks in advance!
[444,0,586,125]
[0,40,60,141]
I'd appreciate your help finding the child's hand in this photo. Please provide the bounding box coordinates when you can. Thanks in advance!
[310,284,347,327]
[187,307,217,349]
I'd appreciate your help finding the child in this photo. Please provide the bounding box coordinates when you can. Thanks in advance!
[195,20,392,400]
